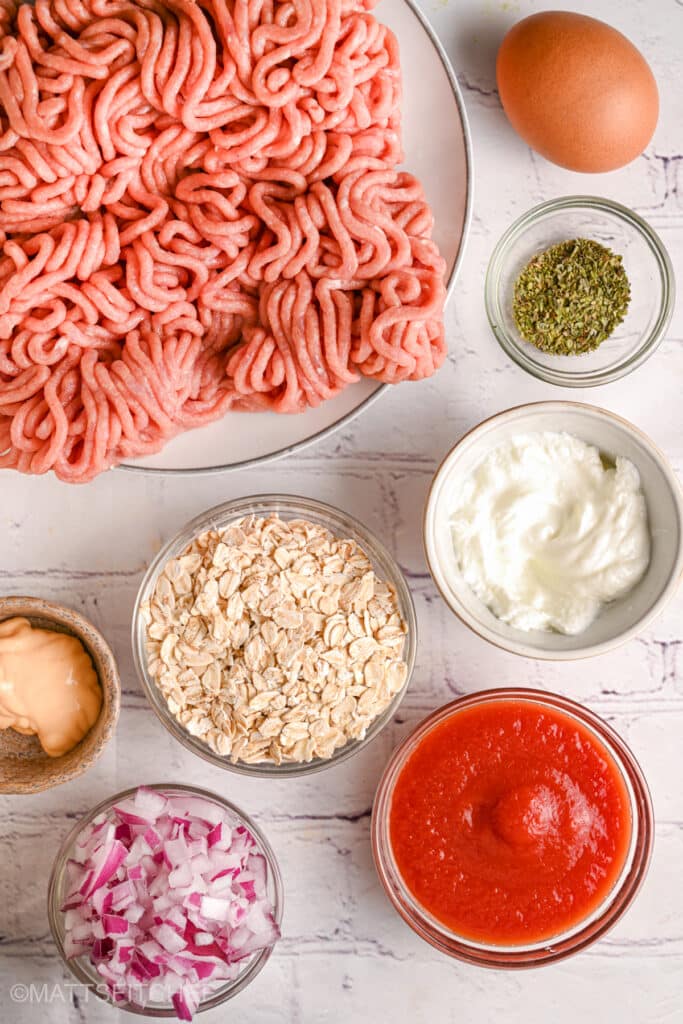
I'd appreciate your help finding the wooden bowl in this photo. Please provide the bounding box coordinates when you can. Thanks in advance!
[0,596,120,794]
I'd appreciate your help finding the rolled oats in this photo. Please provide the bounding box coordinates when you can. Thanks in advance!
[141,514,410,765]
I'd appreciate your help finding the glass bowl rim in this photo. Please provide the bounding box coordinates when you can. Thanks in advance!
[132,493,418,778]
[371,687,654,968]
[47,782,284,1017]
[484,195,675,388]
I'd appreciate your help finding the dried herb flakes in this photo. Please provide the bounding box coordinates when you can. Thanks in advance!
[513,238,631,355]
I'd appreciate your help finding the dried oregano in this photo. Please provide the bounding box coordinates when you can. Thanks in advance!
[513,238,631,355]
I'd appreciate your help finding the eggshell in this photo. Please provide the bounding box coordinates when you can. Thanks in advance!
[496,11,659,173]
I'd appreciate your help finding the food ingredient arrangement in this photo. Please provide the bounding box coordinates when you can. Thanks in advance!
[496,11,659,173]
[513,240,631,355]
[141,514,409,766]
[372,688,652,968]
[0,616,102,755]
[387,696,633,944]
[0,2,681,1021]
[449,432,650,635]
[0,0,445,482]
[55,786,280,1017]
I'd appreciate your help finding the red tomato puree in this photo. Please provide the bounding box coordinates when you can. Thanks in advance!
[389,699,632,944]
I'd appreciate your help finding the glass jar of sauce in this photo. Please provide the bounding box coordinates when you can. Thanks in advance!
[372,688,653,967]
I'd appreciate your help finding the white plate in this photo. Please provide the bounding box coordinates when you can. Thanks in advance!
[124,0,472,475]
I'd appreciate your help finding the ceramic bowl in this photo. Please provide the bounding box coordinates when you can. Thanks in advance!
[0,596,120,793]
[485,197,675,387]
[424,402,683,660]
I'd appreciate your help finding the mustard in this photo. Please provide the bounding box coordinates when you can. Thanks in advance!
[0,617,102,757]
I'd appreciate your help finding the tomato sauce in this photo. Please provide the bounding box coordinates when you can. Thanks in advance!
[389,699,632,945]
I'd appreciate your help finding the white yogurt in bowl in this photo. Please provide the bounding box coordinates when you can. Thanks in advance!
[449,432,650,635]
[424,402,683,660]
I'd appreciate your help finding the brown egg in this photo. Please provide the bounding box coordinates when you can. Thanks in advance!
[496,11,659,172]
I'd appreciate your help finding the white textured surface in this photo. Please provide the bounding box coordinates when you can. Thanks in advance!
[1,0,682,1021]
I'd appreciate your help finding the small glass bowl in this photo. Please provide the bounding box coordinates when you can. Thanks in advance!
[132,494,417,778]
[47,784,283,1016]
[485,196,675,387]
[372,688,654,968]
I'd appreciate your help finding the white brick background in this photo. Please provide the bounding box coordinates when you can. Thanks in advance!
[1,0,681,1021]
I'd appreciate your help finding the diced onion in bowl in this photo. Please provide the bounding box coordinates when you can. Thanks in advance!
[59,787,280,1020]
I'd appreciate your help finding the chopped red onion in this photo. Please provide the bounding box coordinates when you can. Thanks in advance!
[61,789,279,1020]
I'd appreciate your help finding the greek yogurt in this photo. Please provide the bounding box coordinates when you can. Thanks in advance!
[449,432,650,635]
